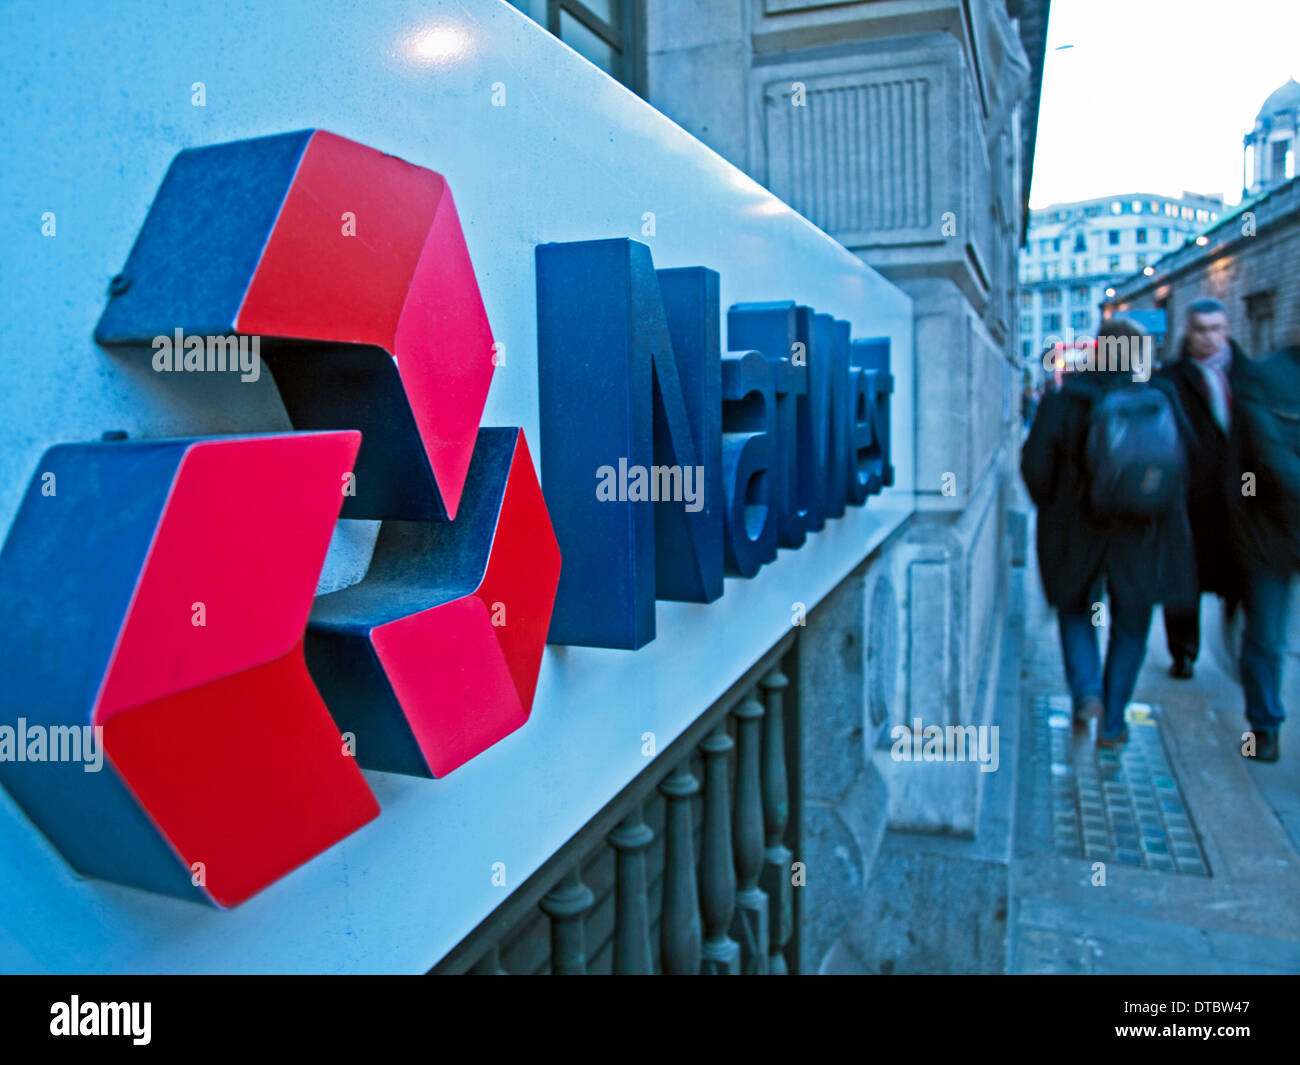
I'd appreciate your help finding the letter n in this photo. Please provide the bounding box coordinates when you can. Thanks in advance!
[537,239,722,649]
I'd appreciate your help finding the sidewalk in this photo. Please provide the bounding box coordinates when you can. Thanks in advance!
[1008,543,1300,974]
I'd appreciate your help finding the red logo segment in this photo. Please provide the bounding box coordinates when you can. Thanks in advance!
[236,131,496,519]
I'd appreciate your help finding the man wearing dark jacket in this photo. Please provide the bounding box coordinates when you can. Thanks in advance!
[1227,339,1300,762]
[1156,299,1247,678]
[1022,319,1197,746]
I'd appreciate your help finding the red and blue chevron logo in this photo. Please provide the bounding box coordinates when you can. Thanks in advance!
[0,130,561,906]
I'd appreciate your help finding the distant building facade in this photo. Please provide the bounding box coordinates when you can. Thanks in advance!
[1019,190,1223,365]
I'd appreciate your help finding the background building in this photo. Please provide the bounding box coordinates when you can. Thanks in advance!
[1019,191,1223,364]
[1105,79,1300,361]
[1104,176,1300,360]
[1244,77,1300,198]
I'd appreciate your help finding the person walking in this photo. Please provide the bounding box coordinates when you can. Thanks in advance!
[1227,336,1300,763]
[1022,318,1197,746]
[1156,299,1248,679]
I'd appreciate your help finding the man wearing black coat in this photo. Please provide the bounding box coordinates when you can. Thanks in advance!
[1156,299,1247,678]
[1227,338,1300,762]
[1022,319,1197,746]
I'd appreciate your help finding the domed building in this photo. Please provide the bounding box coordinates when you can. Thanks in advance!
[1109,77,1300,361]
[1244,77,1300,196]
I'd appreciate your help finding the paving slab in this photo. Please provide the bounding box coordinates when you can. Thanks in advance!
[1009,540,1300,975]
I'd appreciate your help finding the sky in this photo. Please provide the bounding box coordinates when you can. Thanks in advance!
[1029,0,1300,209]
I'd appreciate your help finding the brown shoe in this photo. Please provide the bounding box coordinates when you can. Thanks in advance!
[1097,727,1130,749]
[1075,696,1103,726]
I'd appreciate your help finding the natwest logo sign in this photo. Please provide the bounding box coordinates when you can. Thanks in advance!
[0,127,892,906]
[536,241,893,650]
[0,130,560,906]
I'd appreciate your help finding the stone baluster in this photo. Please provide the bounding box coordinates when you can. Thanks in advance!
[607,804,655,975]
[759,668,795,974]
[698,723,740,974]
[659,765,702,975]
[539,866,595,975]
[730,692,770,973]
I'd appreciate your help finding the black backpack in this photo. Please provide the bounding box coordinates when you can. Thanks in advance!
[1085,385,1187,517]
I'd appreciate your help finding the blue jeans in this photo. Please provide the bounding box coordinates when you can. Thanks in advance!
[1058,581,1153,739]
[1240,571,1292,733]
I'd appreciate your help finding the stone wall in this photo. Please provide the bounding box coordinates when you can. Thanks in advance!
[1109,177,1300,359]
[645,0,1038,971]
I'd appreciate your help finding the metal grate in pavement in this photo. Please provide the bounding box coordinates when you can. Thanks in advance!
[1033,695,1211,876]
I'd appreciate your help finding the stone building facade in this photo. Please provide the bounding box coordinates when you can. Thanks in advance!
[1104,175,1300,361]
[636,0,1049,971]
